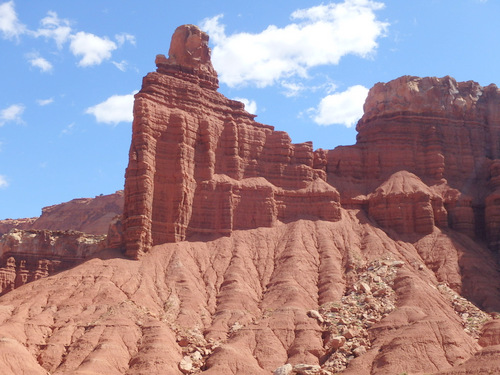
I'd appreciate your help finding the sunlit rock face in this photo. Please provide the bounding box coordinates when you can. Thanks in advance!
[123,25,500,258]
[5,24,500,375]
[122,25,341,258]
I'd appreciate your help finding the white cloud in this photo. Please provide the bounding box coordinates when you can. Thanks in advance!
[115,32,136,46]
[234,97,257,114]
[312,85,369,127]
[280,81,305,97]
[37,98,54,106]
[0,103,25,126]
[112,60,128,72]
[27,53,53,72]
[201,0,388,87]
[0,0,25,40]
[33,11,72,48]
[0,174,8,188]
[86,91,137,125]
[70,31,117,67]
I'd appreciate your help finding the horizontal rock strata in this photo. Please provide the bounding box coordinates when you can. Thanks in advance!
[122,25,341,258]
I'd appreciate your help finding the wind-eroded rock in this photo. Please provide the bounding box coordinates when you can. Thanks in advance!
[123,25,341,258]
[368,171,448,234]
[0,191,123,236]
[0,229,105,295]
[0,217,499,374]
[3,24,500,375]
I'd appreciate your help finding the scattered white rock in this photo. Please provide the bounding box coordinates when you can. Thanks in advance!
[307,309,324,323]
[273,363,293,375]
[179,355,193,374]
[191,350,202,362]
[293,363,322,374]
[359,282,372,294]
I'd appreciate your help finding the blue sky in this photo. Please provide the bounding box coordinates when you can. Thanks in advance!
[1,0,499,219]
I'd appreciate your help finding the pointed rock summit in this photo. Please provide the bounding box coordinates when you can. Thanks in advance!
[154,24,219,89]
[123,25,341,258]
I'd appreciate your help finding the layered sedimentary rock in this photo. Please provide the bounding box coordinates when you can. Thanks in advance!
[0,218,36,235]
[30,191,123,235]
[4,24,500,375]
[0,218,499,375]
[328,75,500,243]
[123,25,340,258]
[367,171,448,234]
[0,191,123,236]
[0,229,105,295]
[0,192,123,295]
[123,26,500,259]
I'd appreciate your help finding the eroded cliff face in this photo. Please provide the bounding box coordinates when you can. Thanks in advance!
[123,26,500,260]
[0,191,124,295]
[0,191,123,236]
[123,25,340,258]
[3,24,500,375]
[328,75,500,245]
[0,229,106,295]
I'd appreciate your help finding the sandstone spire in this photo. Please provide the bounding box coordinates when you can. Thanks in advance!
[122,25,341,258]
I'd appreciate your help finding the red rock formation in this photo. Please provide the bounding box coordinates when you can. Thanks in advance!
[123,25,340,258]
[0,218,36,235]
[368,171,448,235]
[0,218,499,375]
[4,24,500,375]
[0,191,123,236]
[31,191,124,235]
[0,192,123,295]
[328,75,500,244]
[0,229,105,295]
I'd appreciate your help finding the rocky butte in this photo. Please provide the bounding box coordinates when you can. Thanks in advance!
[1,24,500,375]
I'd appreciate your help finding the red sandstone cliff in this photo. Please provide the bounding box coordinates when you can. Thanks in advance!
[122,25,340,259]
[0,191,123,295]
[0,191,123,236]
[2,24,500,375]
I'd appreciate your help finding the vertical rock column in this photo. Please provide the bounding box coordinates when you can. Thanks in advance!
[123,95,156,259]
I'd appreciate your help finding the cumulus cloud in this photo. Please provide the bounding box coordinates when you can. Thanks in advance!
[234,97,257,114]
[0,0,25,40]
[27,53,53,72]
[312,85,369,127]
[0,103,25,126]
[70,31,117,67]
[86,91,137,125]
[37,98,54,106]
[0,174,8,188]
[201,0,388,87]
[33,11,72,48]
[1,5,135,68]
